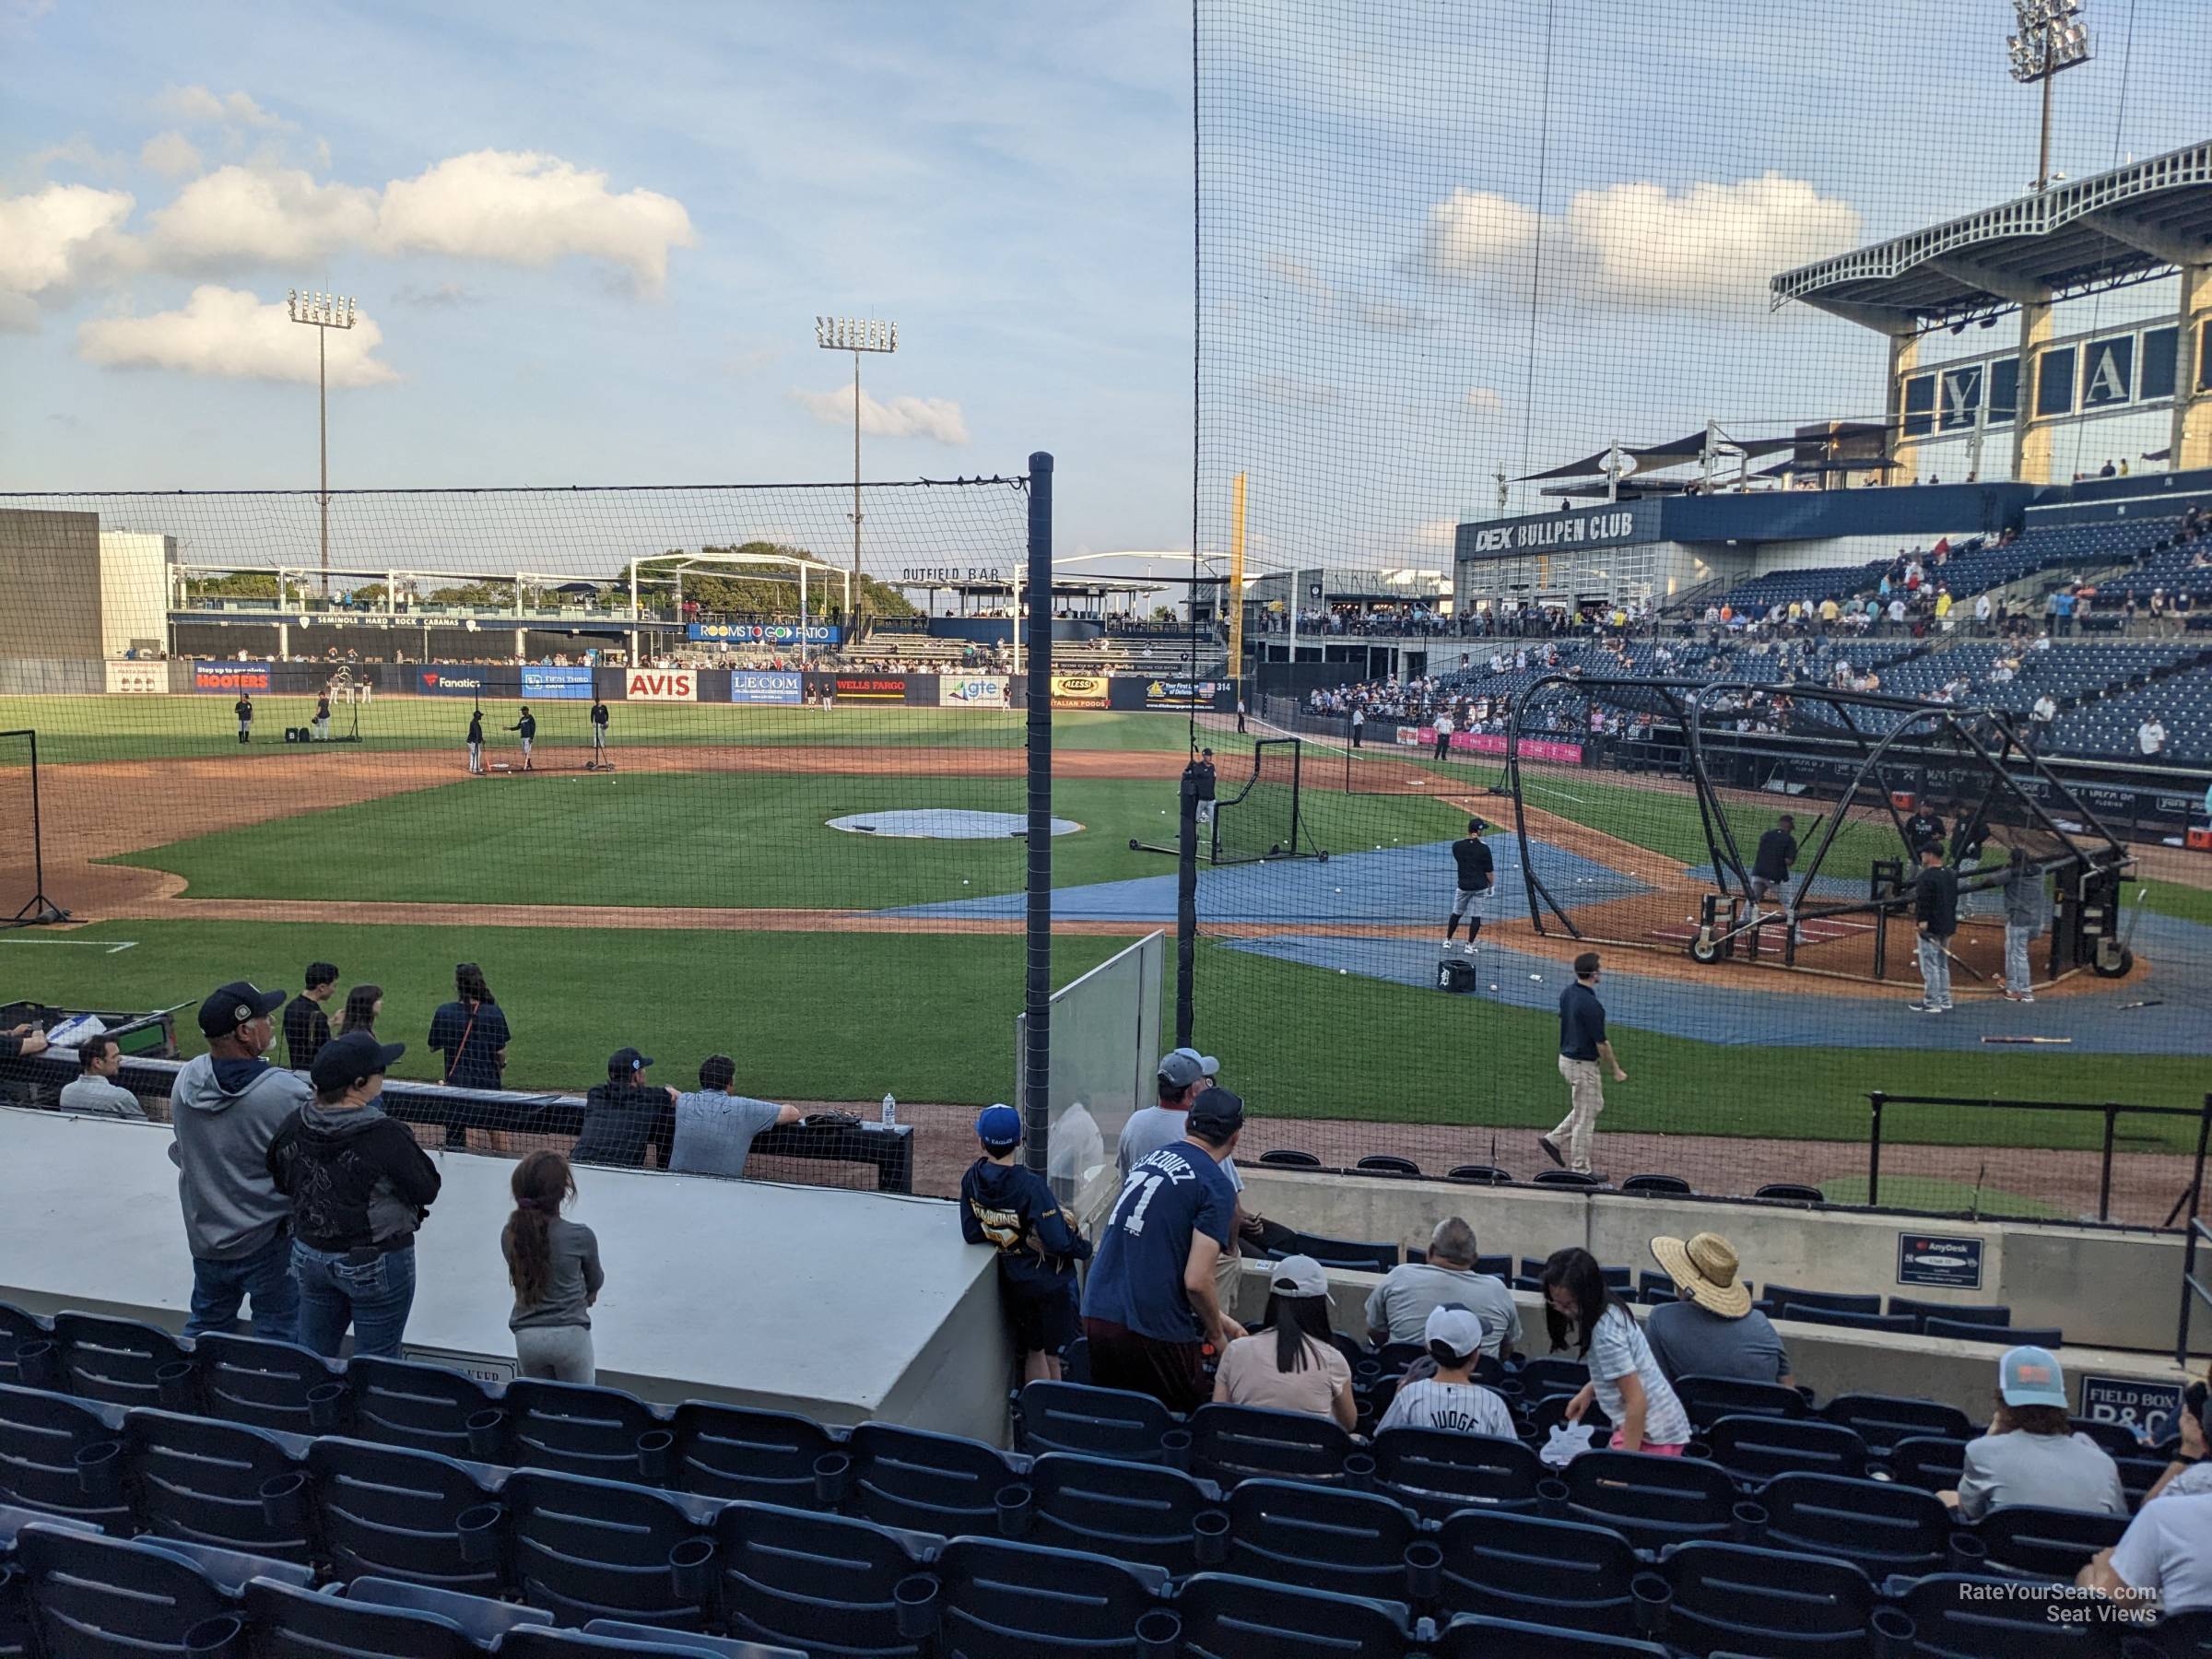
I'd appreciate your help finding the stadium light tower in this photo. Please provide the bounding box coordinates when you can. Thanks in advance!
[815,315,898,618]
[2007,0,2092,193]
[288,289,356,596]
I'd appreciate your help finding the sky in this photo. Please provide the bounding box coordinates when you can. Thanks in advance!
[2,0,2205,576]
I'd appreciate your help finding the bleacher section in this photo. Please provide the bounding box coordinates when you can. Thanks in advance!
[0,1301,2198,1659]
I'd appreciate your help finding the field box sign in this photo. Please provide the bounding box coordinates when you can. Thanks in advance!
[1896,1232,1984,1290]
[2079,1376,2184,1443]
[402,1346,519,1388]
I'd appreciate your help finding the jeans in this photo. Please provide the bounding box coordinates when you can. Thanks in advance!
[293,1241,417,1359]
[2005,924,2033,995]
[1916,932,1954,1009]
[186,1228,299,1342]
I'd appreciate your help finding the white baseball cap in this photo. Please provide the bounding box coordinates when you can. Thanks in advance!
[1425,1305,1486,1361]
[1268,1255,1329,1299]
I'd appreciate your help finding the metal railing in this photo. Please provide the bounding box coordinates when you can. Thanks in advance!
[2182,1215,2212,1368]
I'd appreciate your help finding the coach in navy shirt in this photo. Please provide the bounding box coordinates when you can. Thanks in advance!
[1082,1087,1246,1411]
[1541,951,1625,1176]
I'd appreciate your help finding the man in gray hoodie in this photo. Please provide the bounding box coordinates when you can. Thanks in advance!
[171,981,309,1340]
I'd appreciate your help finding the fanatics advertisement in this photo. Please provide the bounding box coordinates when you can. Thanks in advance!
[730,670,805,705]
[194,661,271,693]
[939,675,1010,709]
[625,668,698,701]
[1050,673,1111,709]
[520,665,594,700]
[832,674,909,701]
[416,668,489,697]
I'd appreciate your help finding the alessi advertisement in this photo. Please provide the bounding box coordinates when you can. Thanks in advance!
[1050,674,1109,709]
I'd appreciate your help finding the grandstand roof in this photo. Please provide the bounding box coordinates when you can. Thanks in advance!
[1772,137,2212,330]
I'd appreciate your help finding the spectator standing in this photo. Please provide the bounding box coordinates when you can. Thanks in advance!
[59,1035,147,1119]
[669,1053,804,1177]
[1119,1049,1214,1174]
[171,982,308,1340]
[284,962,338,1071]
[2002,848,2050,1004]
[961,1105,1090,1383]
[1541,952,1624,1176]
[466,708,485,775]
[1212,1255,1356,1429]
[1376,1307,1519,1437]
[1944,1347,2126,1520]
[265,1031,440,1359]
[429,963,508,1089]
[1081,1088,1247,1411]
[1643,1232,1792,1387]
[1365,1217,1520,1359]
[571,1048,678,1167]
[504,1149,605,1383]
[1909,841,1959,1015]
[337,983,383,1038]
[2138,715,2168,759]
[1542,1247,1692,1454]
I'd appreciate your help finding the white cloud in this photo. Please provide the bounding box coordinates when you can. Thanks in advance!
[1422,173,1860,311]
[375,151,696,294]
[0,182,135,318]
[140,132,204,179]
[1464,386,1503,416]
[794,382,970,444]
[1253,372,1335,407]
[154,86,290,131]
[1359,297,1422,332]
[149,165,377,268]
[77,285,397,385]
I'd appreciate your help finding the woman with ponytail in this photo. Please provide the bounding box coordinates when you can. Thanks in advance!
[503,1150,603,1382]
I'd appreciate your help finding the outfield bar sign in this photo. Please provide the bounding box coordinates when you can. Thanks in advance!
[194,661,271,693]
[1051,673,1111,710]
[521,665,593,700]
[731,670,804,705]
[626,668,698,701]
[1896,1233,1983,1290]
[833,674,908,701]
[689,622,841,644]
[940,675,1009,709]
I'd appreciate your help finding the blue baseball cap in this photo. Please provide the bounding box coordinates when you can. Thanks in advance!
[976,1105,1023,1149]
[1998,1346,2067,1409]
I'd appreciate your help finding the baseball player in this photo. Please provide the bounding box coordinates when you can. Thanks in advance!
[1444,818,1495,953]
[1191,747,1218,826]
[508,705,536,771]
[235,691,254,745]
[590,696,609,763]
[1746,813,1797,926]
[312,690,332,742]
[466,708,485,774]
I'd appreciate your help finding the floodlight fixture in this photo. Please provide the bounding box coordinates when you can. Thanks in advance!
[815,314,900,600]
[289,288,359,595]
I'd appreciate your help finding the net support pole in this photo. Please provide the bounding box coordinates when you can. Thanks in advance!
[1176,768,1198,1046]
[1022,453,1055,1177]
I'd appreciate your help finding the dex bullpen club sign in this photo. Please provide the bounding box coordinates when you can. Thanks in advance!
[1051,673,1110,710]
[194,662,271,693]
[625,668,698,702]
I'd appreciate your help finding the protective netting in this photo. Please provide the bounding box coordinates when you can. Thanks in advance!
[1183,0,2212,1225]
[0,480,1078,1197]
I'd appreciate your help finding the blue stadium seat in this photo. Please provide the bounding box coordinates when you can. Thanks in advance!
[1370,1427,1545,1520]
[1173,1571,1414,1659]
[1887,1299,2013,1331]
[47,1312,190,1411]
[1273,1232,1399,1274]
[1433,1510,1644,1636]
[1757,1288,1881,1319]
[112,1408,313,1564]
[501,1628,801,1659]
[1780,1305,1920,1335]
[1890,1571,2114,1655]
[1924,1320,2063,1347]
[1881,1435,1970,1492]
[2147,1609,2212,1656]
[1559,1450,1740,1551]
[1218,1478,1425,1603]
[710,1497,926,1657]
[339,1577,556,1644]
[2068,1418,2142,1457]
[1532,1171,1606,1191]
[1448,1166,1513,1186]
[342,1357,500,1460]
[1517,1357,1591,1396]
[0,1306,44,1391]
[1528,1393,1612,1441]
[837,1420,1022,1535]
[1021,1453,1219,1573]
[287,1436,504,1595]
[13,1523,312,1658]
[500,1377,671,1485]
[1647,1539,1880,1658]
[1971,1505,2129,1581]
[1433,1613,1669,1657]
[927,1535,1166,1659]
[1821,1394,1975,1455]
[1619,1174,1692,1196]
[1757,1472,1955,1575]
[1523,1260,1631,1290]
[1673,1375,1806,1431]
[1702,1414,1868,1482]
[499,1468,716,1631]
[184,1334,343,1437]
[1355,1155,1421,1177]
[1186,1404,1357,1487]
[1258,1149,1321,1168]
[237,1574,488,1659]
[0,1382,132,1531]
[665,1402,842,1507]
[1012,1381,1181,1465]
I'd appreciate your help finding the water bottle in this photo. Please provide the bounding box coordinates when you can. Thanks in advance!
[880,1093,897,1126]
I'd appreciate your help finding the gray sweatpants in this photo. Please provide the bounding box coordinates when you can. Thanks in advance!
[514,1324,595,1383]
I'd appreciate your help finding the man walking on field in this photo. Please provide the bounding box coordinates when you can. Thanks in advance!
[1541,952,1624,1176]
[1443,818,1493,955]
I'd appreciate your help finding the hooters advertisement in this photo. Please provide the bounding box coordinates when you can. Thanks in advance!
[625,668,698,701]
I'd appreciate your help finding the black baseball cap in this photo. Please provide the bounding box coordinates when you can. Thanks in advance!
[608,1047,654,1076]
[311,1030,406,1093]
[1187,1086,1245,1141]
[197,982,287,1038]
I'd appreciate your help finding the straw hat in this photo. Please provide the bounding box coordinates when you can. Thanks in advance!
[1649,1232,1753,1319]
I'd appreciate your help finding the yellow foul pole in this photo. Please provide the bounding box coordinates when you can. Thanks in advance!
[1228,471,1247,700]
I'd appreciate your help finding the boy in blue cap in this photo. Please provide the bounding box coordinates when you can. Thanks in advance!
[960,1104,1090,1383]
